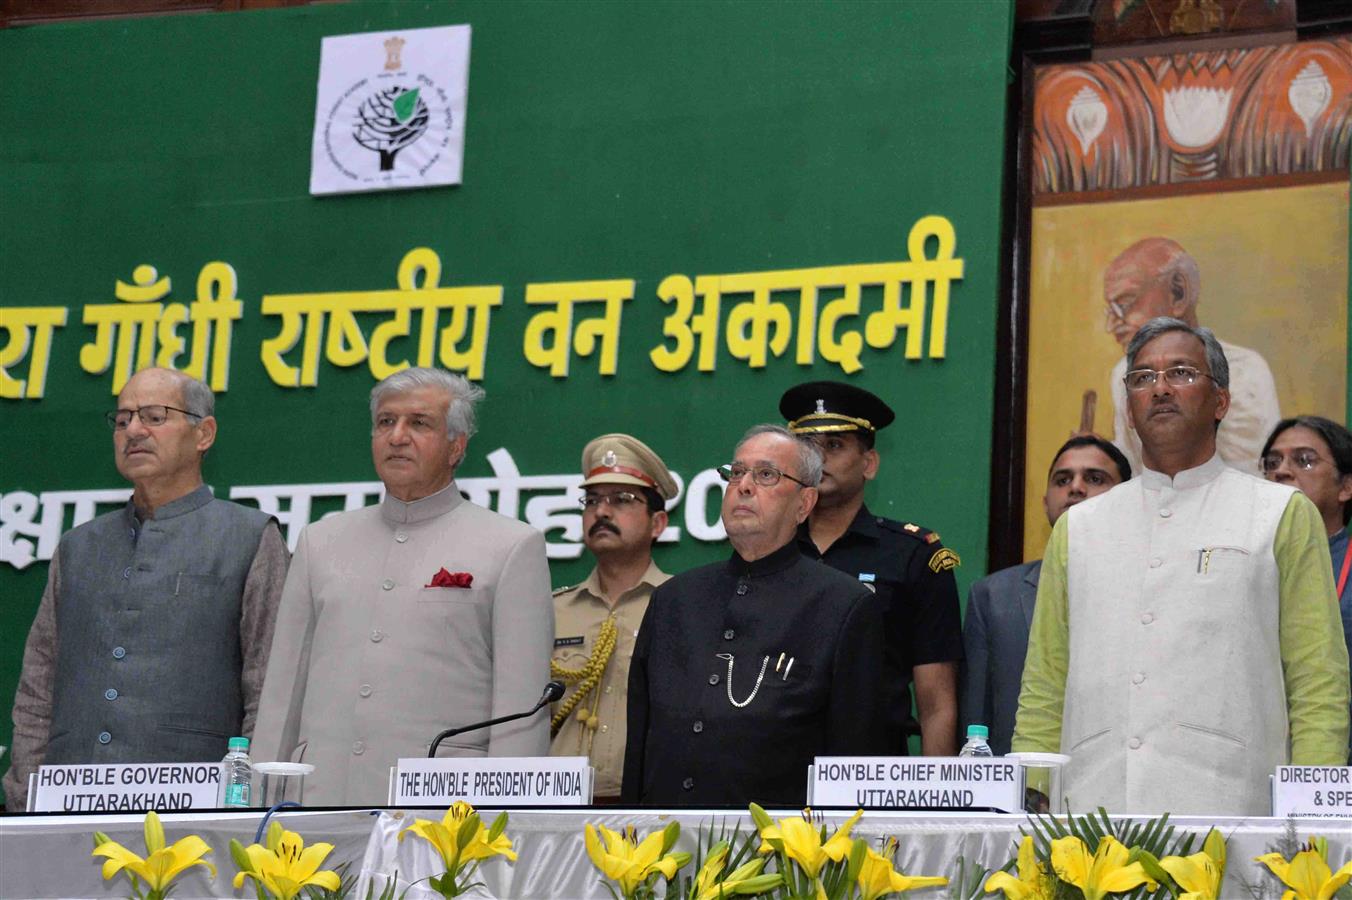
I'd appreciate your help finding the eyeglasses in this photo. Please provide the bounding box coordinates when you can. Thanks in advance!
[1105,298,1135,321]
[717,463,810,489]
[579,491,645,509]
[1261,449,1326,473]
[106,405,202,430]
[1123,365,1214,392]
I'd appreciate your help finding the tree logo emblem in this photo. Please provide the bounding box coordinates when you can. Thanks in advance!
[353,86,431,171]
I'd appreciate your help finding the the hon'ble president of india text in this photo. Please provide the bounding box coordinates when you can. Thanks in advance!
[1013,317,1348,816]
[252,368,554,807]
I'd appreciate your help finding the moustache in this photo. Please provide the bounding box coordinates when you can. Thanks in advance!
[588,521,620,537]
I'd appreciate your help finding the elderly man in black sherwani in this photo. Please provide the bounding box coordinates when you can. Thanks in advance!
[621,424,890,807]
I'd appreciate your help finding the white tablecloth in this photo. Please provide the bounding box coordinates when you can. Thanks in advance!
[1,807,1347,899]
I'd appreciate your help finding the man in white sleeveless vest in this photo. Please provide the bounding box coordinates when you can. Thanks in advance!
[4,368,289,809]
[1014,318,1349,815]
[253,368,553,806]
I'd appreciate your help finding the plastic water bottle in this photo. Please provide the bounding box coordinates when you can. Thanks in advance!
[958,724,994,757]
[220,736,253,808]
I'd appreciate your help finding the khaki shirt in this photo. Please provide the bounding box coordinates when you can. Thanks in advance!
[550,560,668,798]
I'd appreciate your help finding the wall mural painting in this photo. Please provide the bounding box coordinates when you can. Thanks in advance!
[1023,37,1351,558]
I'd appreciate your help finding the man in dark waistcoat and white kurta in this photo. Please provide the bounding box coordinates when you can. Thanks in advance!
[622,425,889,807]
[4,368,288,809]
[253,368,554,806]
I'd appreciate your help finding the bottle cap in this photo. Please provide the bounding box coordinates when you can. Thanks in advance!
[966,725,989,739]
[228,736,250,751]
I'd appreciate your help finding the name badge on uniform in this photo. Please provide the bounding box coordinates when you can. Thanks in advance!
[858,573,877,593]
[554,636,584,648]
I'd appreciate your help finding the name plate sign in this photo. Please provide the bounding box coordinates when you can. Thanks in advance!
[1272,766,1352,818]
[28,762,221,813]
[392,756,592,806]
[809,756,1020,812]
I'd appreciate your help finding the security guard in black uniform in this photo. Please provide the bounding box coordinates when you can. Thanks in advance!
[781,381,963,756]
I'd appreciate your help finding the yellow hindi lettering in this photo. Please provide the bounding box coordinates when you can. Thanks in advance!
[155,262,243,390]
[77,263,242,394]
[649,274,721,373]
[864,215,963,359]
[79,265,171,395]
[0,306,69,399]
[259,248,502,387]
[648,218,962,374]
[522,279,633,377]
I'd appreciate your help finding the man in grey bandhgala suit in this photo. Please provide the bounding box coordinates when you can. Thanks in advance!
[252,368,553,807]
[4,368,288,809]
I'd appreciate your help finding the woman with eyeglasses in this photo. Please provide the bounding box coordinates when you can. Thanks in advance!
[1262,415,1352,763]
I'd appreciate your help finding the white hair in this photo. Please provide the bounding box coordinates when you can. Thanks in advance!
[369,368,484,437]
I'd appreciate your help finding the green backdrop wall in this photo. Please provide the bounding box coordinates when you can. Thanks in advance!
[0,0,1014,795]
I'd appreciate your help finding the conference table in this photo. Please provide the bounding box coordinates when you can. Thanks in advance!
[2,806,1346,899]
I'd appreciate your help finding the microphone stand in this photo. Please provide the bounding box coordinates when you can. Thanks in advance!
[428,683,564,757]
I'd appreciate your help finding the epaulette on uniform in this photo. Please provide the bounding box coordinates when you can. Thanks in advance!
[552,584,577,596]
[878,518,943,546]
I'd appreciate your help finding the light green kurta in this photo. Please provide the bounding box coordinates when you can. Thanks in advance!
[1014,456,1349,813]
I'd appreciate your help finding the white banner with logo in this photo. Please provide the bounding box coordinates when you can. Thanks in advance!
[311,24,470,195]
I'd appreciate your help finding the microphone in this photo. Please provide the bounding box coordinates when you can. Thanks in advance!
[428,681,566,757]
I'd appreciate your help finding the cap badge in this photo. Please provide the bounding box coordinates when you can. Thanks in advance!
[602,450,617,467]
[815,398,826,414]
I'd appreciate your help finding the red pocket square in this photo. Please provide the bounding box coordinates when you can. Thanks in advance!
[426,568,473,588]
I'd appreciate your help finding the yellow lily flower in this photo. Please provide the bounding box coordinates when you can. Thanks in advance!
[231,821,341,900]
[856,838,948,900]
[584,823,690,899]
[91,810,216,899]
[401,801,517,872]
[1255,847,1352,900]
[985,836,1055,899]
[692,842,731,898]
[1050,835,1156,900]
[753,807,862,879]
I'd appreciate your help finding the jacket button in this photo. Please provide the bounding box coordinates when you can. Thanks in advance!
[708,674,719,685]
[371,630,384,642]
[104,688,118,701]
[381,578,395,591]
[1128,737,1142,749]
[692,721,703,734]
[682,777,694,790]
[395,532,408,543]
[98,732,112,744]
[353,741,366,755]
[359,684,373,698]
[112,647,126,660]
[1159,508,1172,518]
[1140,613,1154,625]
[1132,672,1145,685]
[122,567,131,579]
[723,629,734,640]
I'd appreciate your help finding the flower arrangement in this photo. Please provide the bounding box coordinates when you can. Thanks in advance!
[1255,836,1352,900]
[400,801,517,898]
[585,807,948,900]
[584,820,692,900]
[230,820,342,899]
[90,810,216,900]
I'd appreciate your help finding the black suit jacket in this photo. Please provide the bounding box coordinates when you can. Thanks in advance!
[621,541,889,807]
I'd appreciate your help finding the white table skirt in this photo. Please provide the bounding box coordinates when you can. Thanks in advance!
[2,807,1347,899]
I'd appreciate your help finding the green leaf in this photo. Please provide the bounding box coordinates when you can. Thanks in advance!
[456,812,480,851]
[392,89,420,123]
[229,838,255,873]
[662,820,682,855]
[486,811,508,842]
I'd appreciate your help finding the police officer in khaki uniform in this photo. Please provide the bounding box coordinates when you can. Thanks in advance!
[550,434,676,801]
